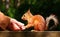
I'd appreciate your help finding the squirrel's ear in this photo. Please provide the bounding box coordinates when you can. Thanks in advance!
[27,9,30,14]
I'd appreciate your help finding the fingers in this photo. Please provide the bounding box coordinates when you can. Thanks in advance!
[12,22,20,31]
[10,18,26,31]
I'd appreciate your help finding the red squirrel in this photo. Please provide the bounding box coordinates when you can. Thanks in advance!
[21,9,46,31]
[21,9,58,31]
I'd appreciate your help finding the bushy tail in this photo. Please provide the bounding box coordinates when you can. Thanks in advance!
[46,14,59,30]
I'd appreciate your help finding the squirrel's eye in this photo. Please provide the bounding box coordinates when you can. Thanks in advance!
[24,15,25,17]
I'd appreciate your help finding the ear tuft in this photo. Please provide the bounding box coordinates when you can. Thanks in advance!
[27,9,30,14]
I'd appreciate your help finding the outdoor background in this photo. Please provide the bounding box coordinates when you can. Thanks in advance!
[0,0,60,37]
[0,0,60,31]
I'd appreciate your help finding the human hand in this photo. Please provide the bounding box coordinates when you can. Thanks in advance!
[9,18,25,31]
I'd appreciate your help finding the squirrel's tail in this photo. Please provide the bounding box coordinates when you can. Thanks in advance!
[46,14,58,30]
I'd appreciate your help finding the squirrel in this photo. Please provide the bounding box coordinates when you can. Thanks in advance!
[21,9,58,31]
[21,9,46,31]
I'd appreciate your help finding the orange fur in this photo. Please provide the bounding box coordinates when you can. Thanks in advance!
[21,9,46,31]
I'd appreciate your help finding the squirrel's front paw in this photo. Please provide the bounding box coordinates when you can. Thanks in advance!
[31,30,38,32]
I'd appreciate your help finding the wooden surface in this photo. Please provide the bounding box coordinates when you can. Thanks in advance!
[0,31,60,37]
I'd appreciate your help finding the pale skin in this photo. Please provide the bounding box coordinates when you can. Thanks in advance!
[10,18,25,31]
[0,11,25,31]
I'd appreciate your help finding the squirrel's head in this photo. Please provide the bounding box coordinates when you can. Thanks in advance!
[21,9,33,20]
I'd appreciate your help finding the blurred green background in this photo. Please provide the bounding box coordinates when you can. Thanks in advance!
[0,0,60,31]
